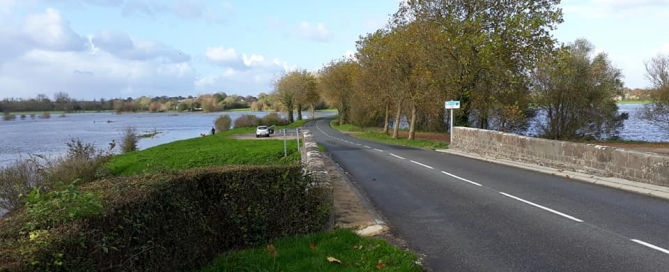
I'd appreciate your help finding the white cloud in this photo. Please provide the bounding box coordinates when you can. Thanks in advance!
[562,0,669,19]
[205,46,238,62]
[91,30,190,63]
[197,47,297,93]
[297,21,333,42]
[22,8,88,51]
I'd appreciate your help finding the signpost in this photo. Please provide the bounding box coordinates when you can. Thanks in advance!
[445,100,461,144]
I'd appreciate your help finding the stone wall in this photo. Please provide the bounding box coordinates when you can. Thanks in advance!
[450,127,669,186]
[301,129,334,230]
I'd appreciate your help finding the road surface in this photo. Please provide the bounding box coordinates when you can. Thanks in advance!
[305,119,669,271]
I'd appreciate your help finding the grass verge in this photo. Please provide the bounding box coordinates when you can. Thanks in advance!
[330,120,448,150]
[107,132,299,176]
[199,229,422,272]
[616,100,651,105]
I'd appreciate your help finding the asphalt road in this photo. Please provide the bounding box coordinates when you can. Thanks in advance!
[305,119,669,272]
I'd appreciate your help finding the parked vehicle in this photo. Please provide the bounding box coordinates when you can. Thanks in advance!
[256,126,270,137]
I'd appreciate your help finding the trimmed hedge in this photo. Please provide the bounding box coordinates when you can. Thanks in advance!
[0,165,330,272]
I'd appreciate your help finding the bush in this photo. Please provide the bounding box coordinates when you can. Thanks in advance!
[0,157,49,213]
[214,115,232,133]
[260,112,289,126]
[0,166,331,272]
[45,139,113,184]
[120,127,139,153]
[39,112,50,119]
[0,139,112,213]
[23,181,105,231]
[233,114,260,128]
[2,112,16,121]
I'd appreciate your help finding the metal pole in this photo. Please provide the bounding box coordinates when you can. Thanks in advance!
[296,128,300,152]
[449,109,454,145]
[283,129,287,157]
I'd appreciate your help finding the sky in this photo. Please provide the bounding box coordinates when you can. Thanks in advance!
[0,0,667,101]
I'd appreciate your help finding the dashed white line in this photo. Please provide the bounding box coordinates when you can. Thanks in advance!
[499,192,583,223]
[390,153,405,160]
[364,145,371,149]
[441,171,482,187]
[632,239,669,255]
[374,148,383,152]
[410,160,434,169]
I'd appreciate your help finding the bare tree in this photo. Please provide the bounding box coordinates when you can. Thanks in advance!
[639,53,669,130]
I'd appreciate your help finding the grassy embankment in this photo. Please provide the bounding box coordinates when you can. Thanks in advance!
[330,120,449,150]
[616,100,651,105]
[105,119,421,270]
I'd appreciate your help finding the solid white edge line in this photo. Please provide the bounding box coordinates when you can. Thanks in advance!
[441,171,482,187]
[410,160,434,169]
[632,239,669,255]
[499,192,584,223]
[390,153,405,160]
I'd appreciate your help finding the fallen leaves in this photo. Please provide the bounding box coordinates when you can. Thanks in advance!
[376,259,386,269]
[327,256,342,264]
[267,244,278,257]
[353,245,364,250]
[310,242,317,251]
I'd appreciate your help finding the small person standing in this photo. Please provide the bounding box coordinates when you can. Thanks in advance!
[211,127,216,135]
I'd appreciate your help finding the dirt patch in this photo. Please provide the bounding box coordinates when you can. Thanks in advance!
[321,152,378,230]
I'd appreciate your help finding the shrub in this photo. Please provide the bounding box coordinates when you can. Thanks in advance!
[0,140,112,213]
[39,112,50,119]
[0,157,49,213]
[0,166,331,272]
[233,114,260,128]
[23,181,105,231]
[19,115,26,120]
[260,112,289,126]
[2,112,16,121]
[214,114,232,133]
[29,114,35,119]
[120,127,139,153]
[45,139,113,184]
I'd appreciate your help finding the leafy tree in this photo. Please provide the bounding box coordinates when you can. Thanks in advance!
[318,58,360,126]
[531,39,627,140]
[393,0,562,130]
[639,53,669,130]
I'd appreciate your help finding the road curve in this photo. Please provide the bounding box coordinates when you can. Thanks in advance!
[305,118,669,272]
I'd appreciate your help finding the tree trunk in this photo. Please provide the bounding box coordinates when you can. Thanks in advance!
[310,104,315,119]
[287,106,294,123]
[408,103,417,140]
[297,104,303,120]
[383,102,390,134]
[392,104,402,139]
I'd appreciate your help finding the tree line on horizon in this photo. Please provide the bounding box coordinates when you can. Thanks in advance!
[0,91,329,114]
[270,0,669,141]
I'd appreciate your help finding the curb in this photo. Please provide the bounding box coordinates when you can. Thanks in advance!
[436,149,669,202]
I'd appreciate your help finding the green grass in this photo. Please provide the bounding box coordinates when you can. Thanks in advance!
[199,229,422,272]
[107,131,299,176]
[331,120,448,150]
[616,100,651,105]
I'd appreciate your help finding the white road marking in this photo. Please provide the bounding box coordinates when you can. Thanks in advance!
[364,145,371,148]
[374,148,383,152]
[390,153,405,160]
[499,192,583,223]
[410,160,434,169]
[441,171,482,187]
[632,239,669,255]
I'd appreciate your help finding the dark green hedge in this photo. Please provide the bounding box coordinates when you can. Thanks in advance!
[0,165,330,272]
